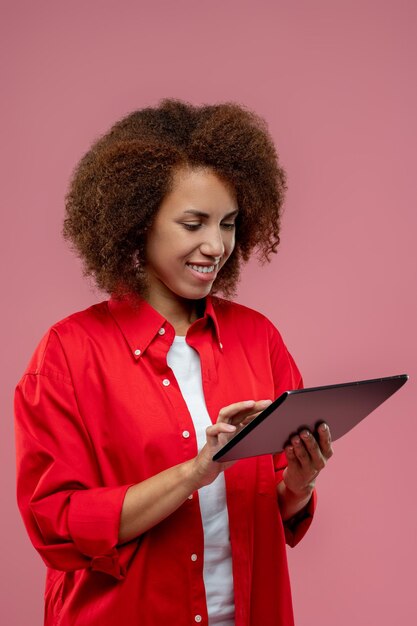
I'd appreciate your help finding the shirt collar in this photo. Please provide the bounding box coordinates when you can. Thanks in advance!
[204,296,222,346]
[107,294,222,359]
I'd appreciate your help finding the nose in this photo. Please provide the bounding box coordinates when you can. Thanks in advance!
[199,226,225,259]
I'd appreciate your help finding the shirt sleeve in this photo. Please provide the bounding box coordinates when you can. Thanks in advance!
[266,319,317,547]
[14,330,135,580]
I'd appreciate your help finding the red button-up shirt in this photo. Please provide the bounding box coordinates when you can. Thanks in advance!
[15,295,316,626]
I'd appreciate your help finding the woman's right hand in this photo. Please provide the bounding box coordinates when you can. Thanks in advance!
[119,398,271,543]
[190,399,273,488]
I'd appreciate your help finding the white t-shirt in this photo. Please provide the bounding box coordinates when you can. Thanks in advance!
[167,336,235,626]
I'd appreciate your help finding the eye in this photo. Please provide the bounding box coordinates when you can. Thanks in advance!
[221,223,236,230]
[181,223,201,231]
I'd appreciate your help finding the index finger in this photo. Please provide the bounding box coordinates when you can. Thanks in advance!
[217,399,272,424]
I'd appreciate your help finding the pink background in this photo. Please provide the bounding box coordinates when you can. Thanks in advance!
[1,1,416,624]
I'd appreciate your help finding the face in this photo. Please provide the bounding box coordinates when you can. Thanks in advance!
[144,166,238,306]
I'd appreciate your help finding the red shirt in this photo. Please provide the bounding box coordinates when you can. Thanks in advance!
[15,295,316,626]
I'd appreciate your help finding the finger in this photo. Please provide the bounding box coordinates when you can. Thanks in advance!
[284,445,318,492]
[299,430,326,471]
[217,399,272,424]
[237,405,270,426]
[290,435,311,466]
[284,445,300,468]
[316,423,333,460]
[205,422,236,441]
[232,400,273,427]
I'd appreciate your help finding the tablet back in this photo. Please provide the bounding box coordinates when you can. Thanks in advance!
[213,375,408,462]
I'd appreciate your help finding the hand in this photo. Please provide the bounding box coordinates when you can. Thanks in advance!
[191,399,273,488]
[283,423,333,498]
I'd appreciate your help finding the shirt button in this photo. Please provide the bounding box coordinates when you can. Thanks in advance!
[219,342,223,349]
[188,494,193,500]
[191,553,198,561]
[194,616,202,623]
[162,379,170,387]
[182,430,190,439]
[134,349,141,356]
[158,328,165,335]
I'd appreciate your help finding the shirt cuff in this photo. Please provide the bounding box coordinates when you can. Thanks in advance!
[282,488,317,547]
[67,484,133,578]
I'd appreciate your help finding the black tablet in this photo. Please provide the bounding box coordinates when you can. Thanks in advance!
[212,374,408,462]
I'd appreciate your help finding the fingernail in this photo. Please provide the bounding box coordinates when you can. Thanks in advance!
[293,437,301,445]
[320,423,328,432]
[259,399,273,406]
[225,424,236,431]
[301,430,310,439]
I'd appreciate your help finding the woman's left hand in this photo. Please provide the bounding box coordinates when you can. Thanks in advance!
[283,423,333,497]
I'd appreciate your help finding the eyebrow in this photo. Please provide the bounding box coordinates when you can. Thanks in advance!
[182,209,239,219]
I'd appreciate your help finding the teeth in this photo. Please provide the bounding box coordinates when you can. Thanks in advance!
[188,264,215,273]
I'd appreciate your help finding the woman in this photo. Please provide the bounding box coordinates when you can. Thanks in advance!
[15,99,333,626]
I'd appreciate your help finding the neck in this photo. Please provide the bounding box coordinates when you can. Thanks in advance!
[144,290,204,335]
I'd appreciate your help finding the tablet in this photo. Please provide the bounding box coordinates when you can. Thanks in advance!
[212,374,408,462]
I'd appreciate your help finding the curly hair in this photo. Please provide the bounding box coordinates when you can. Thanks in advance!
[63,99,287,299]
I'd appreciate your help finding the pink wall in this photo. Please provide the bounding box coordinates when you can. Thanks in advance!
[2,1,416,624]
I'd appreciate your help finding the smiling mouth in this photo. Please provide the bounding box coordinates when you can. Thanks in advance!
[186,263,218,274]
